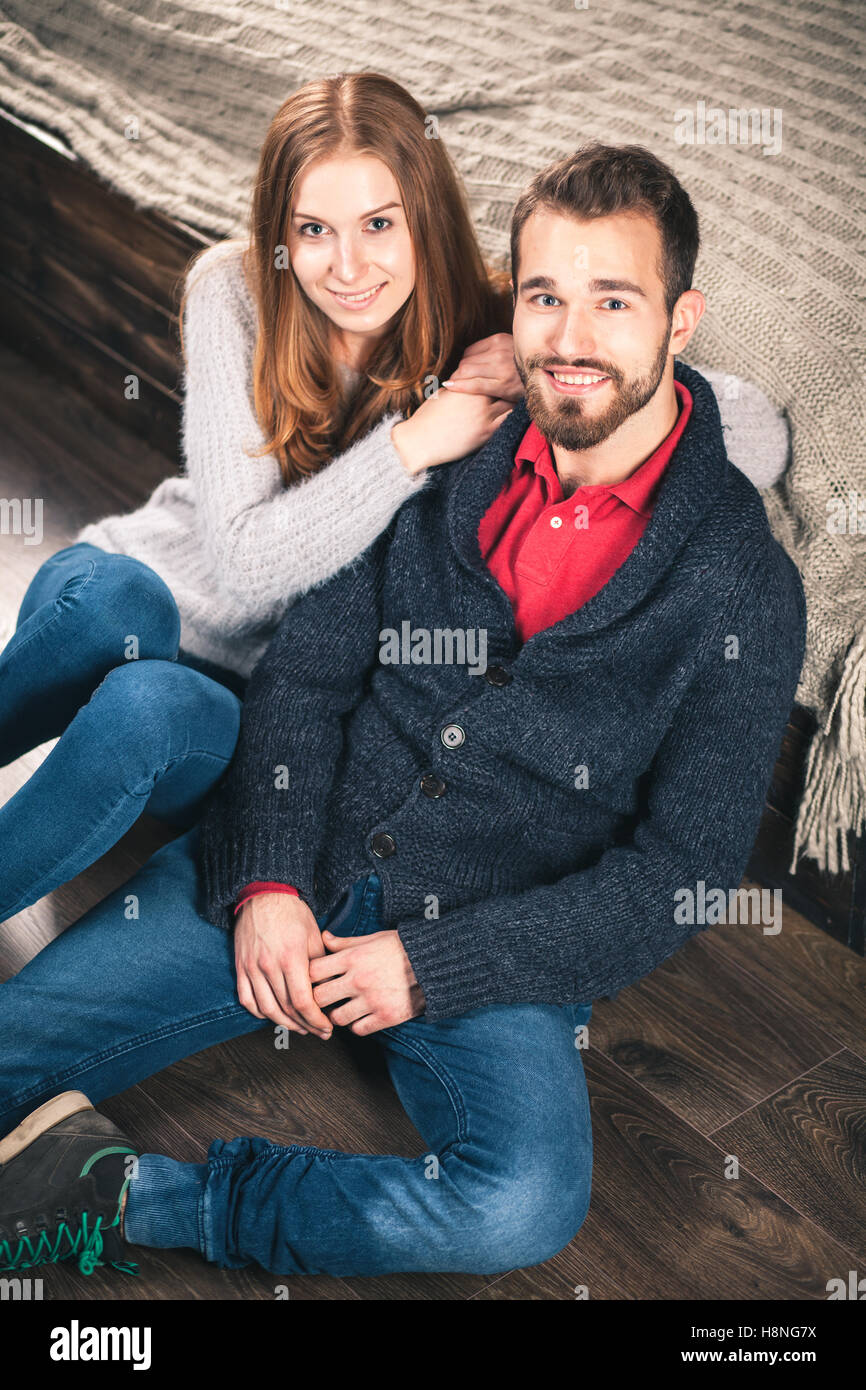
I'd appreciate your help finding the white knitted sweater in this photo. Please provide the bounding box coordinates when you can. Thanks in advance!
[76,240,791,679]
[76,241,429,677]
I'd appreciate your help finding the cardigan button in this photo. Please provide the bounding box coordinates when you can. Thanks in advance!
[370,832,396,859]
[420,773,446,798]
[440,723,465,748]
[484,665,512,687]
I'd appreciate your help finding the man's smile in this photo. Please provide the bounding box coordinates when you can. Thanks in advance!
[542,367,613,396]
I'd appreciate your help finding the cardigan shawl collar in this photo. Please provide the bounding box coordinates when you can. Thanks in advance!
[443,359,729,648]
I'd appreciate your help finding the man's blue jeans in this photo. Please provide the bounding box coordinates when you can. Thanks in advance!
[0,542,244,923]
[0,825,594,1276]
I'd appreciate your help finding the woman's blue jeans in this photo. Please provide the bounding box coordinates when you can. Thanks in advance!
[0,825,594,1277]
[0,542,244,922]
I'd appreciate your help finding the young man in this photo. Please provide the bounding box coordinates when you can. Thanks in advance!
[0,145,806,1282]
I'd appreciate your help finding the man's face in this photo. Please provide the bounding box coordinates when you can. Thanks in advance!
[512,208,674,450]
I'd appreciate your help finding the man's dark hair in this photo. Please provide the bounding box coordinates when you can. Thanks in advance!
[510,143,700,315]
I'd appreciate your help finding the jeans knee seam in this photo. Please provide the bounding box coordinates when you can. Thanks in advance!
[145,749,235,780]
[7,562,97,658]
[379,1031,468,1144]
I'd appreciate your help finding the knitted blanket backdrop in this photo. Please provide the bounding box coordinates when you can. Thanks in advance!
[1,0,864,874]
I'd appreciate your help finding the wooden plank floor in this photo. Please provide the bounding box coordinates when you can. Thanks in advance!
[1,342,864,1300]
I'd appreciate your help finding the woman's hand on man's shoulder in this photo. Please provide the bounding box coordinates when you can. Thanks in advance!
[390,386,513,475]
[442,333,524,402]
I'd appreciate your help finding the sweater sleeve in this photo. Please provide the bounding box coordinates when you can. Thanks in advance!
[691,363,790,490]
[180,245,429,611]
[196,527,390,930]
[396,544,807,1021]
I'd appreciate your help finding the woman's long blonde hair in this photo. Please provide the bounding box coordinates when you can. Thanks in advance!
[179,72,511,485]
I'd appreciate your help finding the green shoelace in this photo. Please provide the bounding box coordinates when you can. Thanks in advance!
[0,1203,139,1277]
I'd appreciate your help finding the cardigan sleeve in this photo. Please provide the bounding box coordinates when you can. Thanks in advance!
[196,527,391,929]
[396,543,807,1021]
[180,244,429,611]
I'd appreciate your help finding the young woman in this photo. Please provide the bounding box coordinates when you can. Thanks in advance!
[0,71,517,925]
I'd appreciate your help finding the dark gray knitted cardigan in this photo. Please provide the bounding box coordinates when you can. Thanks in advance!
[198,362,807,1021]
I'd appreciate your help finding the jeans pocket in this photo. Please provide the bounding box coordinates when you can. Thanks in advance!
[318,885,356,937]
[353,871,383,935]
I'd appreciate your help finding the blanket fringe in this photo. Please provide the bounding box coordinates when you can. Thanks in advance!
[790,625,866,876]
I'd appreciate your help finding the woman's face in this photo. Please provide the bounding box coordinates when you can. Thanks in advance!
[289,153,415,362]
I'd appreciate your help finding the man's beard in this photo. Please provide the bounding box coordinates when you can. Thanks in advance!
[516,332,671,452]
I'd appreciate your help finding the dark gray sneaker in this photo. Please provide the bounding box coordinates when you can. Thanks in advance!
[0,1091,140,1278]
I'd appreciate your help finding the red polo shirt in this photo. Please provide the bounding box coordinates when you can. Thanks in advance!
[235,381,692,914]
[478,380,692,642]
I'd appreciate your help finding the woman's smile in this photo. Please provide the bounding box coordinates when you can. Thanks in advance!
[326,281,388,311]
